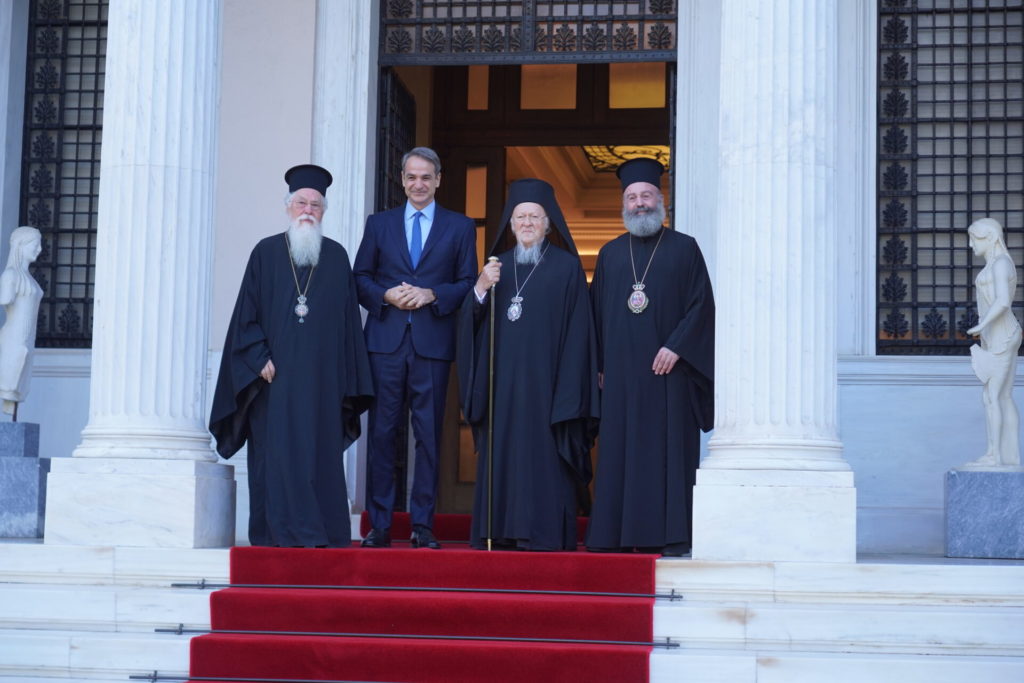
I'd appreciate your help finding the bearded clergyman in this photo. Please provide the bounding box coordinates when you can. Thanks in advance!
[457,178,598,551]
[209,164,374,548]
[585,158,715,557]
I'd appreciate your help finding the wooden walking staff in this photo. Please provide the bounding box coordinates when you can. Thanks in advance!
[486,256,499,551]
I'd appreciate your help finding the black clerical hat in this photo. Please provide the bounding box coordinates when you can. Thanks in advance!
[284,164,333,195]
[616,157,663,191]
[491,178,579,257]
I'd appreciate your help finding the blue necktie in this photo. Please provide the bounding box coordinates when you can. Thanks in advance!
[410,211,423,268]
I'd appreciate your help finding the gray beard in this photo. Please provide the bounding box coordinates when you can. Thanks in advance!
[515,242,543,265]
[623,203,666,237]
[288,218,322,267]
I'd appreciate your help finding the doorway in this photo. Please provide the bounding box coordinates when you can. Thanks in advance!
[378,62,673,514]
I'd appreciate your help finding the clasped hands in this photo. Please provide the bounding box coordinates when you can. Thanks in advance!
[385,283,437,310]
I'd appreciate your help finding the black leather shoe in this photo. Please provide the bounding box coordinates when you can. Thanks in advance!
[360,528,391,548]
[661,542,691,557]
[410,526,442,549]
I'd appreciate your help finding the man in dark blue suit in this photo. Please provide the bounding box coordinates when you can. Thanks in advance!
[354,147,477,549]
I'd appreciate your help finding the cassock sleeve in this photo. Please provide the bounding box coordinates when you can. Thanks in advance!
[339,260,375,451]
[456,287,489,443]
[663,240,715,432]
[209,246,272,458]
[550,262,599,485]
[589,251,606,375]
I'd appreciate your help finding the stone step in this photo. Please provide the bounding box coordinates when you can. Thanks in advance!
[654,599,1024,657]
[0,544,229,587]
[0,629,190,680]
[0,584,211,632]
[650,649,1024,683]
[656,556,1024,605]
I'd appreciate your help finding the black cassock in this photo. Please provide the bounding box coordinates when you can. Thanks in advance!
[458,244,598,550]
[209,234,374,548]
[586,228,714,551]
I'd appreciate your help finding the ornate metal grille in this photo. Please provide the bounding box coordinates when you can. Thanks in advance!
[19,0,106,348]
[380,0,677,65]
[877,0,1024,354]
[376,69,417,212]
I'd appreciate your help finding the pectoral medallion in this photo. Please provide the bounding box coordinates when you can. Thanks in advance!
[294,295,309,323]
[627,231,663,315]
[627,284,649,314]
[285,234,316,324]
[507,296,523,321]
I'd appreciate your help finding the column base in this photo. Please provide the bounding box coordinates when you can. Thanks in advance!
[44,457,235,548]
[692,469,857,563]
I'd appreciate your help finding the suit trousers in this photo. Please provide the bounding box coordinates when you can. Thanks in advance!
[365,326,451,531]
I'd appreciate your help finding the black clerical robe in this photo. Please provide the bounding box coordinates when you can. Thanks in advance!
[458,245,598,550]
[586,229,714,551]
[209,234,373,548]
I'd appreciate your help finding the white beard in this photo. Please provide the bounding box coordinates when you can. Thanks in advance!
[288,216,322,267]
[623,202,666,237]
[515,242,543,265]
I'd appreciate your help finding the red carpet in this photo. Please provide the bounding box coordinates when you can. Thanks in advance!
[189,546,658,682]
[359,510,590,545]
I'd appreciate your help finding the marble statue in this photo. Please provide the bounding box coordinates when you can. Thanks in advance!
[964,217,1022,469]
[0,226,43,416]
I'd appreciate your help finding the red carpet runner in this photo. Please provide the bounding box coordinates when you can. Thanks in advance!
[189,544,658,682]
[358,511,590,546]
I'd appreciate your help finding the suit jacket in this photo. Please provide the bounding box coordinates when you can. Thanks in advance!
[354,204,477,361]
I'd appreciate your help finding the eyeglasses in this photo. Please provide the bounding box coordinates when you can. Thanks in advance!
[291,199,324,211]
[513,214,547,224]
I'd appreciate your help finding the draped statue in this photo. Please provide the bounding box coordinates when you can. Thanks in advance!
[964,217,1022,469]
[0,227,43,417]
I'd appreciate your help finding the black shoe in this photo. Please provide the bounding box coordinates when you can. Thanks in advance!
[360,528,391,548]
[410,526,442,549]
[661,542,691,557]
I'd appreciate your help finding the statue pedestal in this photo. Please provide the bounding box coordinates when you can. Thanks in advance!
[0,422,47,537]
[945,469,1024,559]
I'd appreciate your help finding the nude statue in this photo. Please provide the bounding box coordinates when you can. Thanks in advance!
[964,217,1022,469]
[0,227,43,417]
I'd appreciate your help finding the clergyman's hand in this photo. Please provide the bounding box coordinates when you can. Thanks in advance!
[474,259,502,299]
[652,347,680,375]
[261,359,276,383]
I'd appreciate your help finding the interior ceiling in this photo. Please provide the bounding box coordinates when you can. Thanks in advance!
[506,146,672,275]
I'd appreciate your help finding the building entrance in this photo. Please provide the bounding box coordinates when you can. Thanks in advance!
[373,1,678,513]
[376,62,673,514]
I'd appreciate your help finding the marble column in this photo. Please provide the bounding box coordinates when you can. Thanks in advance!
[691,0,857,563]
[44,0,234,548]
[310,0,379,513]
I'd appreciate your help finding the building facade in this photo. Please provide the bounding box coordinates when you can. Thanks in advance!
[0,0,1020,555]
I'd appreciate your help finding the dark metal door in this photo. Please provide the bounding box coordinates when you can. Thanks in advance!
[376,67,416,213]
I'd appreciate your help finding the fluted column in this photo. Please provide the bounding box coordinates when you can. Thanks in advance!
[312,0,378,254]
[311,0,379,511]
[45,0,234,547]
[691,0,856,562]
